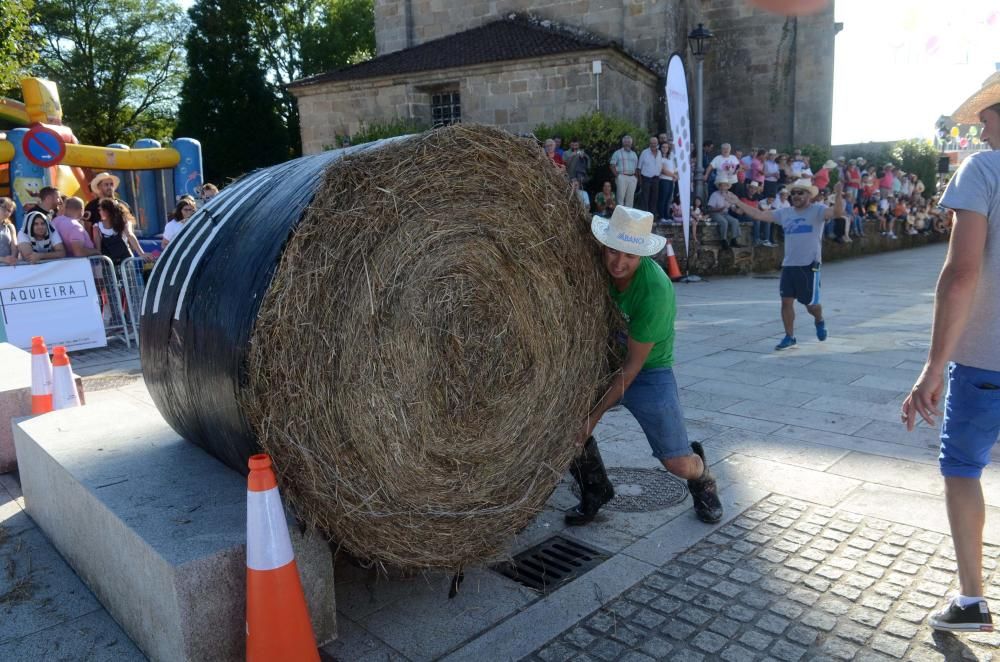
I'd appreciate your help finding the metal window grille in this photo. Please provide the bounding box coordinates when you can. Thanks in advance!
[431,91,461,127]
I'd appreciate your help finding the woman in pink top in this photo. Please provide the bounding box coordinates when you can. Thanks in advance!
[879,166,895,198]
[750,149,766,187]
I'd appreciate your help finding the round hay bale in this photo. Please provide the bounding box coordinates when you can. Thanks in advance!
[141,124,617,570]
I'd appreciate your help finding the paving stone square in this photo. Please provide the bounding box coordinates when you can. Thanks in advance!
[527,495,1000,661]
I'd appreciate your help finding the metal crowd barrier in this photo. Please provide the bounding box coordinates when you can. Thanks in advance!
[119,256,147,346]
[88,255,132,348]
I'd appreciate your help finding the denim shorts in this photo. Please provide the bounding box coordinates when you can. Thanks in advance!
[618,367,691,460]
[939,363,1000,479]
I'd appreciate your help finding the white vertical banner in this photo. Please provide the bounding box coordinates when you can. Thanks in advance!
[665,54,692,257]
[0,258,106,351]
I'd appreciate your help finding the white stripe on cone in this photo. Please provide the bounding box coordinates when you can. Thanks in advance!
[52,364,80,410]
[32,353,52,397]
[666,241,676,257]
[247,488,294,571]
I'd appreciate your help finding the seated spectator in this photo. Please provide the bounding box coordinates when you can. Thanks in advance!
[850,201,864,239]
[163,199,196,248]
[594,181,616,218]
[570,178,590,209]
[51,197,100,258]
[879,195,897,239]
[18,187,66,264]
[94,199,152,267]
[0,197,18,265]
[756,191,777,247]
[544,139,565,171]
[200,183,219,203]
[671,200,684,225]
[707,178,742,248]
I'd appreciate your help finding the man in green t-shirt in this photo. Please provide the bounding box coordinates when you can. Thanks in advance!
[566,206,724,526]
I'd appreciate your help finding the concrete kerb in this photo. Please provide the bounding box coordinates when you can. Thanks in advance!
[13,400,336,661]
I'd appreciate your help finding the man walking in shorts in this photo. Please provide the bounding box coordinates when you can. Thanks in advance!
[902,73,1000,633]
[726,179,844,350]
[565,205,724,527]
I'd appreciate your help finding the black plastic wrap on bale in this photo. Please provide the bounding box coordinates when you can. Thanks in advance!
[140,141,398,473]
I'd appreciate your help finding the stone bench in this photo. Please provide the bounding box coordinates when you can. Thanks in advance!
[13,399,336,661]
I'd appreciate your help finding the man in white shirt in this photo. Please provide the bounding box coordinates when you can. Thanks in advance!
[704,143,740,195]
[610,136,639,207]
[637,137,662,214]
[707,177,742,248]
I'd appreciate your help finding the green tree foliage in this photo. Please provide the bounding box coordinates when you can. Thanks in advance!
[535,112,651,192]
[890,139,938,198]
[31,0,187,145]
[0,0,39,91]
[326,117,427,149]
[176,0,288,183]
[248,0,375,156]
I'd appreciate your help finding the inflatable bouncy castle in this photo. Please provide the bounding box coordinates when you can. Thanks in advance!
[0,78,203,237]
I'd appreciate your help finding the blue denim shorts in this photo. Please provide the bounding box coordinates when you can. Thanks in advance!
[618,367,691,460]
[939,363,1000,479]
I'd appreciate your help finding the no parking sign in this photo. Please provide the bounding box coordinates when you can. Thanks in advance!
[21,125,66,167]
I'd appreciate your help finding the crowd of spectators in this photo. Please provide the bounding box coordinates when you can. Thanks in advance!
[0,177,220,271]
[545,133,951,250]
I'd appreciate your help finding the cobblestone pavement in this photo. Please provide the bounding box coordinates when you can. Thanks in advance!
[529,495,1000,662]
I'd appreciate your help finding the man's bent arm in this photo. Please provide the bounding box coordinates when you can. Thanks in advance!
[726,195,777,223]
[586,338,654,429]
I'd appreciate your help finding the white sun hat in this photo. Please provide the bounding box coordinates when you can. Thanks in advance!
[591,205,666,257]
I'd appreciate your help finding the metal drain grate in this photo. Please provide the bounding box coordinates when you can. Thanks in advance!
[494,536,607,593]
[570,467,688,512]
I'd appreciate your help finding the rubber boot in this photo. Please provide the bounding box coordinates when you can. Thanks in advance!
[564,436,615,526]
[687,442,724,523]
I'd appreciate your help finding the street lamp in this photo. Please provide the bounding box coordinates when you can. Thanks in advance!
[688,23,714,200]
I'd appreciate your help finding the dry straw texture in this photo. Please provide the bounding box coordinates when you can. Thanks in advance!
[245,124,618,570]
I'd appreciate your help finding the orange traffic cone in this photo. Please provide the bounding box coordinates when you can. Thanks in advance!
[664,240,682,281]
[51,346,81,410]
[30,336,53,414]
[246,454,318,662]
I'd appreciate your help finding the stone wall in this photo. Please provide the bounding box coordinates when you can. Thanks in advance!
[293,51,659,154]
[691,0,836,150]
[654,219,946,277]
[374,0,690,63]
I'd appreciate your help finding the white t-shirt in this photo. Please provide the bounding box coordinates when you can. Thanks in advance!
[162,219,186,243]
[707,190,731,212]
[710,154,740,180]
[659,154,678,180]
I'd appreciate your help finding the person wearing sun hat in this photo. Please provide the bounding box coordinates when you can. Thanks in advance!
[902,70,1000,635]
[726,178,844,350]
[83,172,128,237]
[565,205,724,527]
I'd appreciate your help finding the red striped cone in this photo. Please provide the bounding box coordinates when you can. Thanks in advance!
[51,346,81,410]
[30,336,53,414]
[664,240,683,281]
[246,454,319,662]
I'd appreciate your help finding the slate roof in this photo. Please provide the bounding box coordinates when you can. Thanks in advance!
[288,16,651,89]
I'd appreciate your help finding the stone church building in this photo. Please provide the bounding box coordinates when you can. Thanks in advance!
[289,1,838,155]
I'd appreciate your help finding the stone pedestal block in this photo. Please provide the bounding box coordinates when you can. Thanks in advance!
[0,342,84,473]
[13,399,336,661]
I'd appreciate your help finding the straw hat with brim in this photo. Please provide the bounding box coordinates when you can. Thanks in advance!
[715,174,738,186]
[90,172,120,194]
[591,205,666,257]
[952,71,1000,124]
[788,178,819,198]
[823,160,838,169]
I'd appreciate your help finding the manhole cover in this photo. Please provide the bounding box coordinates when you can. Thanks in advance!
[494,535,607,593]
[570,467,688,512]
[82,373,143,392]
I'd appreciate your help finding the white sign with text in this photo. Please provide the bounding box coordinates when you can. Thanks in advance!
[0,258,107,351]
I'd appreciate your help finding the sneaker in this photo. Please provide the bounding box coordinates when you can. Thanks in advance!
[889,232,898,239]
[815,320,827,341]
[929,598,994,633]
[775,335,796,350]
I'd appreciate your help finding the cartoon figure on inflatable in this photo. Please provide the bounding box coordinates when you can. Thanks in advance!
[0,78,203,238]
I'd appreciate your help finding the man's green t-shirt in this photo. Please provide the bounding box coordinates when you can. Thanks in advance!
[609,256,676,369]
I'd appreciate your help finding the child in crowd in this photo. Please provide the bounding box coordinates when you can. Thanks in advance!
[51,197,99,258]
[892,197,909,237]
[878,194,895,238]
[755,193,777,247]
[671,199,684,225]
